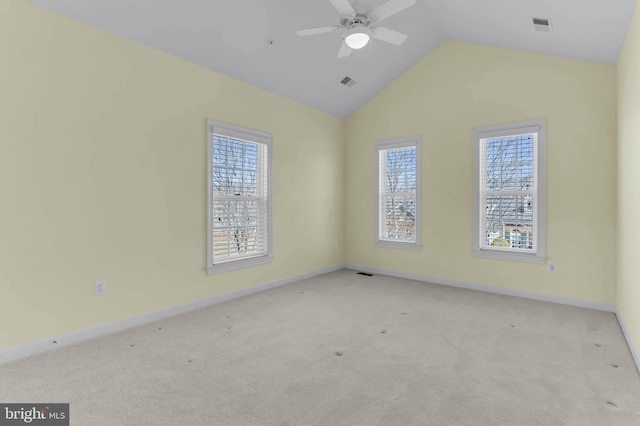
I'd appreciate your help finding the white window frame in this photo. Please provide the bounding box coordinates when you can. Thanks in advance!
[473,119,546,263]
[206,119,273,274]
[375,136,422,250]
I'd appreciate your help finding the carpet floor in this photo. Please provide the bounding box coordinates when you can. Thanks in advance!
[1,269,639,425]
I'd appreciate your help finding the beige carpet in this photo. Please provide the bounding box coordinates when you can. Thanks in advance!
[1,269,639,425]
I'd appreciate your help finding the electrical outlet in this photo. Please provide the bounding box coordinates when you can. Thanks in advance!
[548,262,557,272]
[94,280,107,296]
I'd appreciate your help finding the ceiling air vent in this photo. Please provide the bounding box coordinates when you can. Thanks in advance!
[340,76,357,88]
[532,17,552,32]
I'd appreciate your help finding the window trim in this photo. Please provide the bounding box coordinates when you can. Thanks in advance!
[472,119,546,264]
[374,136,422,251]
[206,119,273,274]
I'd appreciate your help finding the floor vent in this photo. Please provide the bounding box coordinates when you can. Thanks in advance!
[357,272,373,276]
[340,76,357,88]
[532,17,552,32]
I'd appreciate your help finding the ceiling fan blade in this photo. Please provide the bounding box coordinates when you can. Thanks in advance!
[371,26,408,45]
[296,26,339,36]
[337,42,352,58]
[369,0,416,22]
[329,0,356,19]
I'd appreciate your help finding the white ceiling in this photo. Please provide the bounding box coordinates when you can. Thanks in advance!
[28,0,636,118]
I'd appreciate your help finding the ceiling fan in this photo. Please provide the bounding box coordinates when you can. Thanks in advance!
[296,0,416,58]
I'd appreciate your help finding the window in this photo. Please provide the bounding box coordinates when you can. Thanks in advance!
[473,120,545,263]
[375,136,422,250]
[207,120,272,274]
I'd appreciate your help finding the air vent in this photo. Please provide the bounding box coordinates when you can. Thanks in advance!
[357,272,373,276]
[340,76,357,88]
[532,17,552,32]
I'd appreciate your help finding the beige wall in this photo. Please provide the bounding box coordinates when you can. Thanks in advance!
[345,40,617,304]
[617,1,640,362]
[0,0,628,354]
[0,0,344,350]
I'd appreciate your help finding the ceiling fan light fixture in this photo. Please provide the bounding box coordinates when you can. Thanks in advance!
[345,28,370,49]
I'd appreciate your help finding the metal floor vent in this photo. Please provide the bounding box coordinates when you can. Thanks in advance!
[533,17,551,32]
[340,76,357,88]
[357,272,373,276]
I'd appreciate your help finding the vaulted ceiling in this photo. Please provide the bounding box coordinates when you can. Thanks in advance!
[28,0,636,118]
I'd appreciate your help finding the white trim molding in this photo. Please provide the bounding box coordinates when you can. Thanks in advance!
[375,135,422,250]
[4,263,636,376]
[615,308,640,375]
[344,264,640,375]
[0,264,345,365]
[345,263,615,312]
[206,119,274,275]
[473,119,546,264]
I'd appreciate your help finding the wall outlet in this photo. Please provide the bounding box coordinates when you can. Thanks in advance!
[94,280,107,296]
[548,262,557,272]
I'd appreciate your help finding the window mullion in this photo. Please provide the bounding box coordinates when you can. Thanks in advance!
[473,120,544,262]
[207,120,273,274]
[376,138,421,248]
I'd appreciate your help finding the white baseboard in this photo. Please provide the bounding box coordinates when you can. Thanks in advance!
[5,263,636,374]
[345,264,640,374]
[615,309,640,375]
[345,263,617,312]
[0,264,345,365]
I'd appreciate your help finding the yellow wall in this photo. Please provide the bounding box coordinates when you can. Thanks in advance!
[345,40,617,304]
[0,0,344,350]
[617,1,640,360]
[0,0,627,353]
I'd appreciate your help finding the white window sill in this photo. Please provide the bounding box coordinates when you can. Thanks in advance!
[375,240,422,251]
[207,255,273,275]
[472,249,545,264]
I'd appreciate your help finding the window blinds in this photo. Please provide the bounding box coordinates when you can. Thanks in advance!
[378,145,417,242]
[479,133,537,252]
[211,135,269,263]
